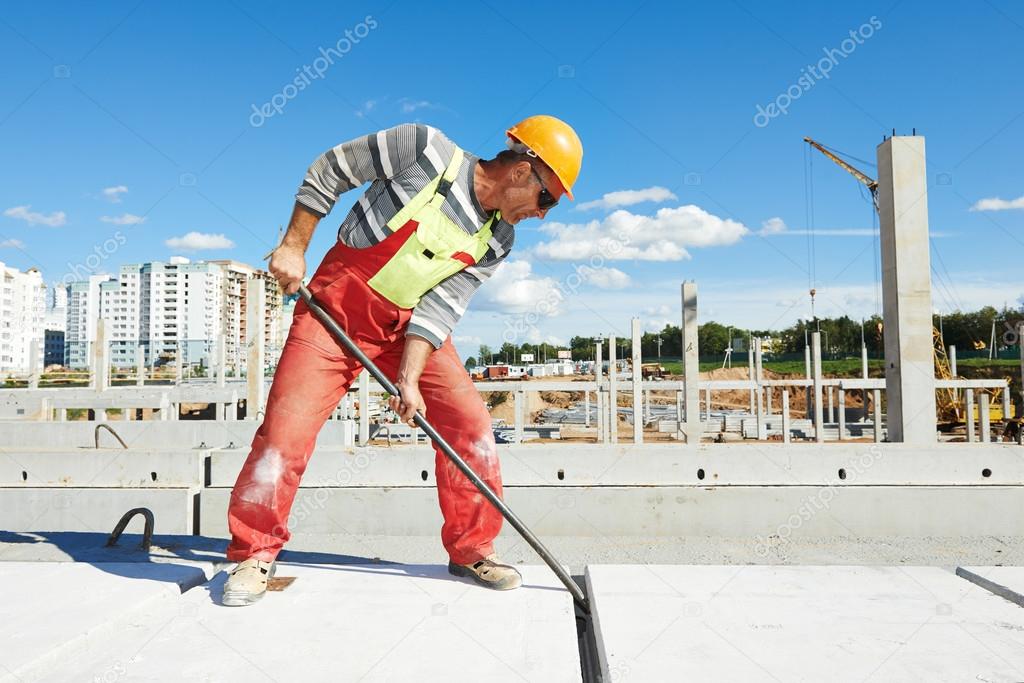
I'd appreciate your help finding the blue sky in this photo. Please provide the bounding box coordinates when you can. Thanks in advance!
[2,1,1022,359]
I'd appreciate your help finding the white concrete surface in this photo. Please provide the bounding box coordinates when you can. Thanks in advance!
[0,448,206,487]
[1,487,198,534]
[36,564,580,683]
[682,282,701,443]
[0,561,215,681]
[199,484,1024,538]
[587,565,1024,682]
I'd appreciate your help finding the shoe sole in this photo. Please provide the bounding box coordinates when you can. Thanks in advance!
[222,563,276,607]
[447,562,522,591]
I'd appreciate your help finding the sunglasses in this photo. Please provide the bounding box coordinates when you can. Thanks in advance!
[529,166,559,211]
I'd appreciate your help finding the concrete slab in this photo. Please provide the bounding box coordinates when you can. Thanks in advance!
[958,566,1024,608]
[206,442,1024,487]
[200,485,1024,538]
[37,564,581,682]
[586,565,1024,682]
[0,561,215,681]
[0,487,198,534]
[0,449,206,487]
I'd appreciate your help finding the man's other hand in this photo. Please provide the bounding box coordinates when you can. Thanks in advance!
[269,244,306,295]
[389,379,426,426]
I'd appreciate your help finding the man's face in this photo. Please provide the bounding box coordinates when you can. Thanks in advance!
[498,161,565,225]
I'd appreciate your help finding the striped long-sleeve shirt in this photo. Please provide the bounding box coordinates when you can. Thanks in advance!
[295,123,514,349]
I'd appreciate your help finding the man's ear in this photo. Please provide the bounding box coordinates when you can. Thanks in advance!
[512,160,533,185]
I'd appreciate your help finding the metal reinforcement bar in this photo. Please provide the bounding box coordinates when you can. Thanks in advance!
[299,285,590,613]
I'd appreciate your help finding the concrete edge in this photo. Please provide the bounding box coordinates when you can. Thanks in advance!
[955,566,1024,608]
[584,566,612,683]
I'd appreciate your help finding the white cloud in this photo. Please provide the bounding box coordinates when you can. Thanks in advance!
[971,195,1024,211]
[400,98,437,113]
[581,266,631,289]
[164,232,234,251]
[475,260,563,315]
[101,185,128,203]
[101,213,145,225]
[576,186,678,212]
[759,217,787,235]
[3,205,67,227]
[533,205,749,261]
[354,99,377,118]
[0,238,25,248]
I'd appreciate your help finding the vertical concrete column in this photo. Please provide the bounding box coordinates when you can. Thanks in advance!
[246,278,266,420]
[175,341,183,386]
[747,343,755,413]
[358,369,370,445]
[804,344,812,419]
[877,135,937,444]
[873,389,883,442]
[644,389,652,423]
[682,282,701,443]
[838,389,846,440]
[861,342,869,422]
[584,390,591,428]
[812,332,824,442]
[28,339,40,389]
[965,388,976,443]
[216,334,226,388]
[595,342,604,443]
[675,390,684,440]
[136,344,145,387]
[1003,383,1012,421]
[514,389,525,443]
[631,318,643,444]
[754,338,766,440]
[782,389,791,444]
[949,345,957,377]
[94,319,109,393]
[827,386,835,424]
[980,393,991,443]
[766,385,772,416]
[609,334,618,444]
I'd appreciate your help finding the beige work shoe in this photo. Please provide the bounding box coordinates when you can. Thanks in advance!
[448,554,522,590]
[222,558,276,606]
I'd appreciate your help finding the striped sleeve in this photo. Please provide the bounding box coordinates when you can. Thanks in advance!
[295,123,431,217]
[407,258,506,349]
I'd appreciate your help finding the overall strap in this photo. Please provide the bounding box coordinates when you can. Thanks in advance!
[386,146,465,230]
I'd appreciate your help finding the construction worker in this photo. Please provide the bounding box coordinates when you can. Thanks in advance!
[222,116,583,606]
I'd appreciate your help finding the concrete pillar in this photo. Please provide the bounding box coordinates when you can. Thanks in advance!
[682,282,701,443]
[781,389,791,444]
[949,345,957,377]
[246,278,266,420]
[703,387,711,421]
[980,392,991,443]
[1003,383,1012,421]
[514,390,524,443]
[28,339,40,389]
[766,385,772,416]
[94,319,109,393]
[675,390,684,440]
[873,389,883,442]
[584,390,591,428]
[1019,322,1024,415]
[631,318,642,444]
[838,389,846,441]
[136,344,145,387]
[861,343,869,422]
[966,388,976,443]
[812,332,824,443]
[216,334,226,388]
[595,342,604,443]
[644,389,652,423]
[609,334,618,444]
[358,369,370,445]
[174,341,183,386]
[755,338,766,440]
[827,387,835,424]
[747,342,755,413]
[877,135,937,444]
[804,344,812,420]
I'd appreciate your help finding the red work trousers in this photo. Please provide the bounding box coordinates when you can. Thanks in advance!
[226,240,504,565]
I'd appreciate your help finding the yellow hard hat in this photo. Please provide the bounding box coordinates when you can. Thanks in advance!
[506,115,583,200]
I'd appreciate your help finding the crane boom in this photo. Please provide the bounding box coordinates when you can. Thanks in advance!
[803,137,878,198]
